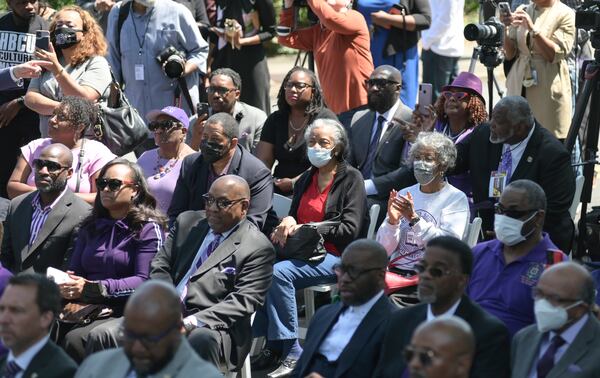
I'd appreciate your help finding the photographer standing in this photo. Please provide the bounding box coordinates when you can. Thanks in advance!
[278,0,374,126]
[106,0,208,128]
[502,0,575,140]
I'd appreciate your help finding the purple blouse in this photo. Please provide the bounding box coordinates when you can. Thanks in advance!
[137,148,184,214]
[69,219,164,297]
[435,120,475,200]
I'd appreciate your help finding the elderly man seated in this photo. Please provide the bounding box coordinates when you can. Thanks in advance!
[467,180,568,338]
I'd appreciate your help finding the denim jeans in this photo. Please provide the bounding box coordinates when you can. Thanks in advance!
[253,253,340,340]
[421,49,459,101]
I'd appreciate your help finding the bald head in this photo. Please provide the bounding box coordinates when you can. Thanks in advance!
[344,239,388,269]
[414,317,475,355]
[539,262,596,306]
[372,65,402,85]
[125,280,181,324]
[41,143,73,167]
[211,175,250,199]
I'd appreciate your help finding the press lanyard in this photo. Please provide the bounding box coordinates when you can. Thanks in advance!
[131,7,154,56]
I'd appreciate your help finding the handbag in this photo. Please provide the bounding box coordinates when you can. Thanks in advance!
[93,71,149,156]
[276,220,341,263]
[59,302,113,325]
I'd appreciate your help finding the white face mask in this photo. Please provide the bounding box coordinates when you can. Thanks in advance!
[413,160,438,186]
[534,298,582,333]
[307,146,334,168]
[494,212,537,246]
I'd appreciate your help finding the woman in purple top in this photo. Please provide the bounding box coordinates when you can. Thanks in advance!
[58,158,166,361]
[413,72,488,216]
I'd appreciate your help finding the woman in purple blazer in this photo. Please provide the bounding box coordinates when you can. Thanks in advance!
[58,158,166,361]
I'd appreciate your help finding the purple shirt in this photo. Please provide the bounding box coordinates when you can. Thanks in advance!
[466,233,567,338]
[137,148,184,213]
[435,121,474,199]
[69,219,164,297]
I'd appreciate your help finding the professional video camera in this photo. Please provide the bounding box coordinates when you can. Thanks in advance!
[156,46,186,79]
[464,17,504,68]
[576,1,600,51]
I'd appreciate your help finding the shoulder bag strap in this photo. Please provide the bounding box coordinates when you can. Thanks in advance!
[75,138,86,193]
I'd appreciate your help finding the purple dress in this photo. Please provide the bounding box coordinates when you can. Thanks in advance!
[69,219,164,298]
[137,148,184,214]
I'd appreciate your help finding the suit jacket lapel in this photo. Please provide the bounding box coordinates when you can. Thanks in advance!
[549,316,599,378]
[191,221,247,278]
[511,124,541,182]
[375,121,398,157]
[518,330,544,377]
[24,191,73,262]
[335,296,390,376]
[303,303,346,366]
[357,112,376,167]
[175,222,210,284]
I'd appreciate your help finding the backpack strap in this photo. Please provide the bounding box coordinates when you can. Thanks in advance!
[115,1,132,86]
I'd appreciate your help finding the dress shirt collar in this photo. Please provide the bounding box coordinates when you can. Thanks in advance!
[32,187,68,212]
[7,335,49,372]
[209,219,243,241]
[504,123,535,150]
[376,99,401,124]
[347,290,384,315]
[551,313,589,345]
[426,298,462,321]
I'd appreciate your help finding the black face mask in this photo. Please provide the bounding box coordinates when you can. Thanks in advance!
[52,26,82,49]
[201,140,229,163]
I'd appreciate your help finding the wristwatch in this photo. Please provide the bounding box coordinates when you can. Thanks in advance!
[409,215,421,227]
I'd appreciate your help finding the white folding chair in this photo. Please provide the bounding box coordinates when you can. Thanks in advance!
[367,204,381,240]
[463,217,482,248]
[273,193,292,219]
[298,283,337,340]
[569,175,585,220]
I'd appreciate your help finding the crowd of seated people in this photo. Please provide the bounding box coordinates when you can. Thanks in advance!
[0,0,597,377]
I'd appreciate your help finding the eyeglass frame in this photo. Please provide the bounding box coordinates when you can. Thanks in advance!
[202,193,248,210]
[413,262,454,279]
[284,81,313,91]
[440,91,471,102]
[364,78,402,89]
[206,86,236,96]
[402,345,437,367]
[148,119,183,132]
[531,287,584,306]
[96,178,137,192]
[332,263,384,280]
[119,322,180,349]
[494,203,539,219]
[32,158,70,173]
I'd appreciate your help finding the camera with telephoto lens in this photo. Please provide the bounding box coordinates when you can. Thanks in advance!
[156,46,186,79]
[576,1,600,51]
[464,17,505,68]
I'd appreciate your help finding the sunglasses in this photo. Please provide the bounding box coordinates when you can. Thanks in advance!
[494,203,538,219]
[284,82,313,91]
[96,178,136,192]
[403,345,436,367]
[365,79,401,88]
[119,323,179,349]
[332,264,383,280]
[32,159,70,173]
[414,262,452,278]
[202,194,247,210]
[206,86,235,96]
[441,91,470,102]
[531,287,582,305]
[148,120,181,132]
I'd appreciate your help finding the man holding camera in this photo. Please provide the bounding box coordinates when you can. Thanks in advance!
[277,0,374,128]
[106,0,208,123]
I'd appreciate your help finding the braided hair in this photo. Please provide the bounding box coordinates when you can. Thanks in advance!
[276,67,325,123]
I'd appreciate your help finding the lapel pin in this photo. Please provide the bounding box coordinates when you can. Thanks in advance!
[527,156,533,163]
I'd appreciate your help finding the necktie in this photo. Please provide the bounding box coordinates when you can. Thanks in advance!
[195,233,222,270]
[361,115,385,179]
[499,146,513,183]
[4,361,22,378]
[536,335,566,378]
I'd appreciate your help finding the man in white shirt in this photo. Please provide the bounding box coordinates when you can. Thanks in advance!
[374,236,510,378]
[290,239,395,378]
[0,273,77,378]
[420,0,465,100]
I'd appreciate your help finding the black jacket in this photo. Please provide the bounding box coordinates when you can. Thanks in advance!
[289,161,368,252]
[383,0,431,57]
[374,295,510,378]
[0,340,77,378]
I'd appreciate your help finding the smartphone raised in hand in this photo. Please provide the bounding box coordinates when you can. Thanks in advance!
[35,30,50,51]
[418,83,433,115]
[498,2,511,17]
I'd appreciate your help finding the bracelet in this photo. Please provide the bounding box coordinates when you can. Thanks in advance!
[57,67,65,77]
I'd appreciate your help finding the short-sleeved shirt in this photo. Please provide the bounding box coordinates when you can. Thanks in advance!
[296,173,337,254]
[137,148,184,214]
[22,138,116,194]
[466,233,567,337]
[28,55,111,137]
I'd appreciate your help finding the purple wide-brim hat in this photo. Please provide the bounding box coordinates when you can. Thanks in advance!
[146,106,190,128]
[442,72,485,103]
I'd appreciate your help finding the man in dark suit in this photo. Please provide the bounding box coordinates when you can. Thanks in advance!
[375,236,510,378]
[290,239,395,378]
[168,112,276,232]
[0,61,49,91]
[0,273,77,378]
[152,175,275,373]
[1,144,91,274]
[348,65,413,224]
[511,262,600,378]
[391,96,575,251]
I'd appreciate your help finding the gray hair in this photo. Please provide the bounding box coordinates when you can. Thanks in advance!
[506,179,547,211]
[304,118,348,161]
[494,96,535,128]
[206,112,239,141]
[408,132,457,172]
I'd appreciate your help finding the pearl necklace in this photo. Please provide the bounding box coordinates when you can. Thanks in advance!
[153,150,180,180]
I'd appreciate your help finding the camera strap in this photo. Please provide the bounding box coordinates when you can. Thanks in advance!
[176,77,197,115]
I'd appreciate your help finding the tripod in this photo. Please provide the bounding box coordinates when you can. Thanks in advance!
[564,48,600,260]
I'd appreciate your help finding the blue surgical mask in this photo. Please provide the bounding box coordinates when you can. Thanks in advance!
[307,146,333,168]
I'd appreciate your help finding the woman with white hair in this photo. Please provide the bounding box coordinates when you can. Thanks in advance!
[252,118,368,377]
[377,132,469,274]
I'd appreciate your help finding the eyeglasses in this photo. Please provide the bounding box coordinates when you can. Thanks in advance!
[284,82,313,91]
[96,178,136,192]
[332,263,383,280]
[148,119,181,132]
[441,91,470,102]
[202,194,247,210]
[531,287,582,305]
[403,345,437,367]
[364,79,401,88]
[494,203,538,219]
[32,159,70,173]
[119,323,179,349]
[206,86,235,96]
[414,262,453,278]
